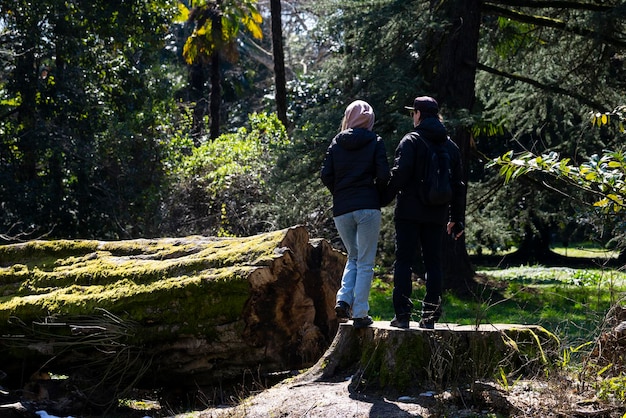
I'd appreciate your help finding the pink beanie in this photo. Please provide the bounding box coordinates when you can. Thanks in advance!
[342,100,375,131]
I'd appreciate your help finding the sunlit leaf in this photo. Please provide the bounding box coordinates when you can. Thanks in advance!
[606,193,621,203]
[512,166,528,179]
[197,24,208,36]
[175,2,190,22]
[182,38,196,64]
[251,9,262,24]
[593,198,609,207]
[244,16,263,39]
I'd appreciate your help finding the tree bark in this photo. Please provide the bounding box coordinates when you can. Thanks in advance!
[431,0,481,293]
[209,53,221,140]
[209,1,223,140]
[190,62,208,144]
[513,210,554,263]
[270,0,289,128]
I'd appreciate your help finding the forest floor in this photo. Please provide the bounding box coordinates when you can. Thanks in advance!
[7,363,625,418]
[184,369,625,418]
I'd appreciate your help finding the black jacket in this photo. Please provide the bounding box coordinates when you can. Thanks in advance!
[321,128,390,217]
[386,117,465,225]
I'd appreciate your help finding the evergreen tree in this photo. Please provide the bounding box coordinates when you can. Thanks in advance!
[296,0,626,291]
[0,0,183,241]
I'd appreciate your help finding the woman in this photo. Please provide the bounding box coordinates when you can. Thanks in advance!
[320,100,390,328]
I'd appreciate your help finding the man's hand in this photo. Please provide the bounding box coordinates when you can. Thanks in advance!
[447,222,464,240]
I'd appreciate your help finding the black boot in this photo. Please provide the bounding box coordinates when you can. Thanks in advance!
[419,298,442,329]
[390,314,411,329]
[334,301,351,323]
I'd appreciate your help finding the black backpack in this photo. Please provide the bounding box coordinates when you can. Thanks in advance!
[415,134,452,206]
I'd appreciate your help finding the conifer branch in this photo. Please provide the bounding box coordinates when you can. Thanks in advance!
[473,61,611,112]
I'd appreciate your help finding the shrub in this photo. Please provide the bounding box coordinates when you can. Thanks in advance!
[161,112,290,237]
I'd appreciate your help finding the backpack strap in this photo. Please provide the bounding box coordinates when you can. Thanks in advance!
[406,131,430,181]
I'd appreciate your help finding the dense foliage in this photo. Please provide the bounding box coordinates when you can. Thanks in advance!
[0,0,184,240]
[160,112,293,237]
[1,0,625,264]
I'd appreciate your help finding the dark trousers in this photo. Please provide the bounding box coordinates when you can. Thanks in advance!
[392,220,445,318]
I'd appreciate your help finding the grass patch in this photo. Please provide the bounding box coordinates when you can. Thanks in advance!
[467,243,619,259]
[369,266,626,346]
[550,243,620,259]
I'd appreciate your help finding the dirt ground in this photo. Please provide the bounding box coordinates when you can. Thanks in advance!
[182,318,626,418]
[190,369,626,418]
[5,317,626,418]
[3,363,624,417]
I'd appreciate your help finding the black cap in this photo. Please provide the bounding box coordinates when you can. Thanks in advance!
[404,96,439,115]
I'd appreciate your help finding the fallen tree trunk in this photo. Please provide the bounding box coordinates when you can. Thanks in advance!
[0,226,345,406]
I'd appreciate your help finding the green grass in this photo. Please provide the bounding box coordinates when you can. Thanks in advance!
[550,244,620,259]
[369,266,626,346]
[468,244,619,259]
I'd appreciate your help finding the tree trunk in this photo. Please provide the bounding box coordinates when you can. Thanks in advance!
[431,0,481,293]
[15,44,38,184]
[270,0,289,128]
[209,51,221,140]
[0,226,345,407]
[209,3,223,140]
[515,212,554,263]
[297,322,559,391]
[190,62,208,144]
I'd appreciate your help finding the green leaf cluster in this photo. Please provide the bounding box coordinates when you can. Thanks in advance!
[161,112,290,237]
[0,0,188,240]
[591,106,626,133]
[488,149,625,213]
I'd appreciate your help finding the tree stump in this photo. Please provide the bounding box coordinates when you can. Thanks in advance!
[297,321,560,391]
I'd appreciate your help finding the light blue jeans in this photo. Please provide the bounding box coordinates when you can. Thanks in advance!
[334,208,382,319]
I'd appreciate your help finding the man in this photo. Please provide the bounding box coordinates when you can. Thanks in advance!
[386,96,466,329]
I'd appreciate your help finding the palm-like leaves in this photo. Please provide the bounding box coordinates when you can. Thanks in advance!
[178,0,262,65]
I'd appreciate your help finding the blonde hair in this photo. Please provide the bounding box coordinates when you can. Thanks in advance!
[341,100,375,131]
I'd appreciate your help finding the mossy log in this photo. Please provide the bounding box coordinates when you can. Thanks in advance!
[0,226,345,396]
[297,321,560,391]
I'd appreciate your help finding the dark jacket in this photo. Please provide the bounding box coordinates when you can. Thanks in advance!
[386,117,465,225]
[321,128,390,217]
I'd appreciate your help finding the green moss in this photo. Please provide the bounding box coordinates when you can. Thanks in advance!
[0,240,100,267]
[352,327,559,392]
[356,332,432,391]
[391,334,431,388]
[0,230,290,344]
